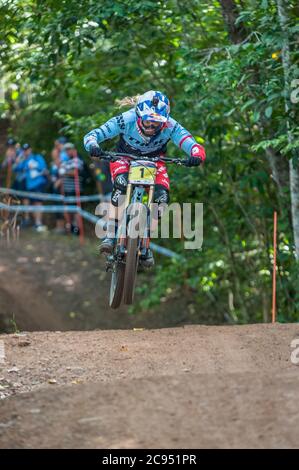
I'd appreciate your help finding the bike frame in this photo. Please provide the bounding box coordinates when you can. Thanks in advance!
[100,151,190,258]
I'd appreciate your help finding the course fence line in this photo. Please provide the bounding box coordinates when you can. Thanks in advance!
[0,186,105,203]
[149,242,182,259]
[0,202,181,259]
[0,203,79,213]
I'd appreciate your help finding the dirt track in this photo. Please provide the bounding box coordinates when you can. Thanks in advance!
[0,235,200,332]
[1,323,299,448]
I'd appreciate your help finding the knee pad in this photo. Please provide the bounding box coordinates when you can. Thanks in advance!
[114,173,128,191]
[111,173,128,206]
[154,185,170,204]
[153,185,170,218]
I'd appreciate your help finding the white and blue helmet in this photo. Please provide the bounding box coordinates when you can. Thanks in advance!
[136,90,170,124]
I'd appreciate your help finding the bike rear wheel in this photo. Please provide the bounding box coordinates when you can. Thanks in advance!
[123,236,139,305]
[109,261,125,309]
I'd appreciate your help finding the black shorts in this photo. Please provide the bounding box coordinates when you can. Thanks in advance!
[12,179,27,192]
[28,183,47,203]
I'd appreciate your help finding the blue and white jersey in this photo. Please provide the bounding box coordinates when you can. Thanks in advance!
[13,153,48,190]
[84,108,198,157]
[50,162,59,183]
[59,150,69,163]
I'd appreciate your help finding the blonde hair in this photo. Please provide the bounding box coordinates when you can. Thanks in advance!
[115,95,140,108]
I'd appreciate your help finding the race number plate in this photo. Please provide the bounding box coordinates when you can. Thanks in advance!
[128,160,157,185]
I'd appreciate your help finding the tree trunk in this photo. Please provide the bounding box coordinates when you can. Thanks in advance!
[277,0,299,260]
[219,0,248,44]
[265,146,289,198]
[289,163,299,261]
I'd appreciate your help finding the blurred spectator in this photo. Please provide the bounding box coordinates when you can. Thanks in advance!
[54,136,69,163]
[90,159,113,200]
[61,142,84,192]
[59,142,84,235]
[50,148,66,234]
[13,143,49,232]
[1,138,17,188]
[12,146,26,192]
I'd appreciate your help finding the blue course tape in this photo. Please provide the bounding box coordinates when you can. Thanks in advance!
[0,187,104,203]
[0,203,79,213]
[149,242,182,260]
[80,209,103,225]
[0,202,181,259]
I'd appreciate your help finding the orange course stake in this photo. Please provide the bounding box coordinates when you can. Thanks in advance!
[6,159,12,189]
[60,178,72,235]
[272,211,277,323]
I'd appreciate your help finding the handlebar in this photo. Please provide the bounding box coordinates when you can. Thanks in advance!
[92,151,191,166]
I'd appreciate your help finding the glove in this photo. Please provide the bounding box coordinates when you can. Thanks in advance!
[89,144,104,158]
[190,144,206,163]
[186,156,202,167]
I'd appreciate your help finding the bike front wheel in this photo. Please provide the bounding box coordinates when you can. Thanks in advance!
[123,236,139,305]
[109,260,125,309]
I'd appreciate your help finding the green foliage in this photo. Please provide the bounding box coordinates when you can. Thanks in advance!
[0,0,298,322]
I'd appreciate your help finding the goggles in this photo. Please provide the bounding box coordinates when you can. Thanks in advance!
[142,120,163,130]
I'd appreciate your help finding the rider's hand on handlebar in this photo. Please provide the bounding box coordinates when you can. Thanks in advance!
[89,144,104,158]
[186,156,202,167]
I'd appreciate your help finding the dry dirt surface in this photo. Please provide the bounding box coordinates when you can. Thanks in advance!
[0,323,299,448]
[0,234,199,332]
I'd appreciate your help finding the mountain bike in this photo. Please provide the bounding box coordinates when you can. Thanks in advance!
[96,152,189,309]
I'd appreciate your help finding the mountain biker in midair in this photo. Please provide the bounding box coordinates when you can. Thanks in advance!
[84,90,206,267]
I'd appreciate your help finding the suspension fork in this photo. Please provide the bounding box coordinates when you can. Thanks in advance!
[116,183,132,249]
[143,185,154,250]
[125,183,133,208]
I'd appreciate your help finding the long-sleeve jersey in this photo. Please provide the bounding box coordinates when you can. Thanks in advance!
[84,108,203,158]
